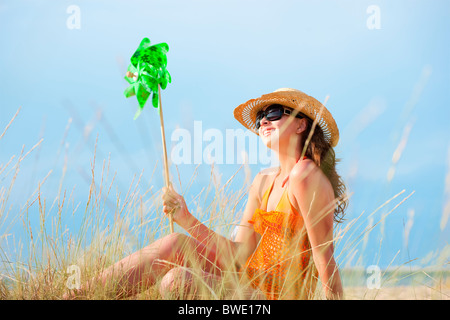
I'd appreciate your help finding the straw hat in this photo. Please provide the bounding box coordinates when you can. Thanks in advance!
[233,88,340,147]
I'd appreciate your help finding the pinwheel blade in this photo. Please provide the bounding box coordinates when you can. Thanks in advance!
[124,37,171,116]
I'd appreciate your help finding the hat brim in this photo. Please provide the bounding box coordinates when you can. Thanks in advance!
[233,88,339,147]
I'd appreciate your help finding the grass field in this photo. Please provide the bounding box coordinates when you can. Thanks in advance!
[1,108,448,300]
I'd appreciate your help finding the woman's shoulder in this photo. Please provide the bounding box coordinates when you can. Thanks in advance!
[290,159,323,186]
[289,159,333,197]
[288,159,335,219]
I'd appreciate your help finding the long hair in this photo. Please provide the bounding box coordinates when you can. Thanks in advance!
[300,114,348,223]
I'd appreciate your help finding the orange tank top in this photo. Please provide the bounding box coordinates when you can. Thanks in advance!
[242,157,318,300]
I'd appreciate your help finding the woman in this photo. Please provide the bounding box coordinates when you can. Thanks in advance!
[66,88,347,300]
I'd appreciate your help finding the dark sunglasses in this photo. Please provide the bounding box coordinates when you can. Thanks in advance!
[255,104,304,130]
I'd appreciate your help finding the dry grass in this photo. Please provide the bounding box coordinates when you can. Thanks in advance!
[0,107,448,300]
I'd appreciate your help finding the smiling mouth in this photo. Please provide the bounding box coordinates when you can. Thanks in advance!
[262,128,275,136]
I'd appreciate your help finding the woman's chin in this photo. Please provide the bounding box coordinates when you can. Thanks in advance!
[261,133,280,150]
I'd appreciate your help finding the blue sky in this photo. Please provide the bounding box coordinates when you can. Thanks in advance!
[0,0,449,269]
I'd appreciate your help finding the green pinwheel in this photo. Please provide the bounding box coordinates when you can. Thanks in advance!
[124,37,172,119]
[123,37,175,233]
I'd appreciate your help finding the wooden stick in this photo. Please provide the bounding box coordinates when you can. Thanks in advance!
[158,84,174,233]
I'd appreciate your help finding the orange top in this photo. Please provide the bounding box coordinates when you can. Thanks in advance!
[242,157,318,300]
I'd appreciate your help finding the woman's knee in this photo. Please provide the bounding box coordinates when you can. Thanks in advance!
[153,233,221,274]
[151,232,189,258]
[159,267,193,299]
[162,232,191,248]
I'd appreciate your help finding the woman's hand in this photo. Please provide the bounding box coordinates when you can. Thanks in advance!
[162,183,192,228]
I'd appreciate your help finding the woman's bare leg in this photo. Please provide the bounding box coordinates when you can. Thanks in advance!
[159,267,223,299]
[159,267,267,300]
[65,232,224,299]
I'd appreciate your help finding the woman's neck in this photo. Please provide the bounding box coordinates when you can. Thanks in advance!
[276,147,302,179]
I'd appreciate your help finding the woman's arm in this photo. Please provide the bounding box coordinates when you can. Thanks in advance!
[162,173,263,268]
[233,172,264,266]
[289,160,343,300]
